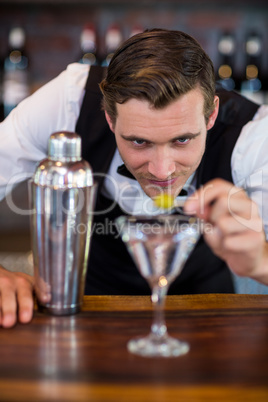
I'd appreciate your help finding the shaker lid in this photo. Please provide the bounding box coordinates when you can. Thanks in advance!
[33,131,94,188]
[48,131,81,162]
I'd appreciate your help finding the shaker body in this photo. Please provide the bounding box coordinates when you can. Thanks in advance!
[30,131,95,315]
[30,181,96,315]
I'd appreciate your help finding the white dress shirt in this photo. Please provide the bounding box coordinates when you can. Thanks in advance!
[1,63,268,235]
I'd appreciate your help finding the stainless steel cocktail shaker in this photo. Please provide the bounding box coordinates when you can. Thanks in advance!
[30,131,96,315]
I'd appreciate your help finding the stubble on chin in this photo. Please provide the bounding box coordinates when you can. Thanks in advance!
[121,159,194,199]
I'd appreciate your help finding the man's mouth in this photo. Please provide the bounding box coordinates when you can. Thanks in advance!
[146,177,177,188]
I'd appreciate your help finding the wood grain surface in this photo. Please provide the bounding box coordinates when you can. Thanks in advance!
[0,294,268,401]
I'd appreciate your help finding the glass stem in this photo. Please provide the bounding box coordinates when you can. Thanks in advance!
[151,285,168,339]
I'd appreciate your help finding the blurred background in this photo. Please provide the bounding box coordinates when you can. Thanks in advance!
[1,0,268,103]
[0,0,268,284]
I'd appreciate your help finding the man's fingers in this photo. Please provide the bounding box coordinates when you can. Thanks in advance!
[16,276,34,324]
[184,178,244,219]
[0,269,34,328]
[0,287,17,328]
[185,179,262,232]
[214,213,263,235]
[204,219,265,262]
[184,178,268,283]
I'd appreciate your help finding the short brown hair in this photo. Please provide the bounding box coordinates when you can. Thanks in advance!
[99,29,216,125]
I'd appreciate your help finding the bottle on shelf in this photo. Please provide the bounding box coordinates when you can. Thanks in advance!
[101,25,123,67]
[78,24,99,66]
[240,31,264,104]
[2,27,30,118]
[215,31,237,91]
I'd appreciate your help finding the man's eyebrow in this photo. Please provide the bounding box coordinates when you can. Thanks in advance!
[120,132,201,142]
[121,134,150,142]
[172,132,201,140]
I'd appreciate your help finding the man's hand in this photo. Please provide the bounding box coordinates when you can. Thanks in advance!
[0,265,34,328]
[184,178,268,285]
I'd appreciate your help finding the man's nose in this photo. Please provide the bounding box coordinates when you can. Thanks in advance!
[148,149,176,179]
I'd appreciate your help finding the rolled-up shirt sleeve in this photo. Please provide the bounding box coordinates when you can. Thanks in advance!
[231,104,268,238]
[0,63,89,200]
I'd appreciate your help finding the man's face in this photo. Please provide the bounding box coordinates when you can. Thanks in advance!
[105,87,218,199]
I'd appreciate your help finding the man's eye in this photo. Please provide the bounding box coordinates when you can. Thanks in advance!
[133,139,146,146]
[176,138,190,144]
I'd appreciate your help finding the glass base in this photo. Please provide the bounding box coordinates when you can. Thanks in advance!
[127,333,189,357]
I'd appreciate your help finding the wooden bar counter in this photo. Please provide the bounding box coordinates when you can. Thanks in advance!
[0,294,268,401]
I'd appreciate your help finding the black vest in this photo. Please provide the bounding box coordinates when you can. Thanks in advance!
[76,66,259,295]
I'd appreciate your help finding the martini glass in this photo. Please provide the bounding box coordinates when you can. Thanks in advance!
[116,214,200,357]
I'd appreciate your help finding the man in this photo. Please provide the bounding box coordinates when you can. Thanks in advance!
[0,29,268,328]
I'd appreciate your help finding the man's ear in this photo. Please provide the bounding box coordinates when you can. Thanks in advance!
[105,111,115,133]
[206,96,219,130]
